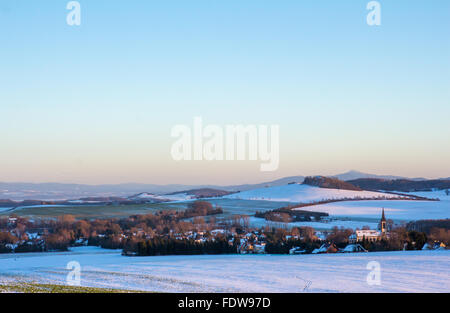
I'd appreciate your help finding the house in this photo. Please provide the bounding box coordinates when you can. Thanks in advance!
[238,239,266,254]
[253,243,266,254]
[289,247,306,255]
[74,238,88,246]
[422,241,447,251]
[210,229,225,236]
[349,209,388,243]
[312,243,338,254]
[433,242,446,250]
[349,230,381,243]
[314,231,327,241]
[8,217,17,226]
[238,241,253,254]
[341,244,368,253]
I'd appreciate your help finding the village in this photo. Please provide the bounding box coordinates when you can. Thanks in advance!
[0,205,447,256]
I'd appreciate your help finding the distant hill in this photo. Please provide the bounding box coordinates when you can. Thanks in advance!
[127,188,234,203]
[333,170,425,181]
[223,176,305,192]
[0,199,54,208]
[0,182,198,201]
[165,188,234,198]
[348,178,450,192]
[127,192,171,202]
[303,176,362,191]
[0,196,157,208]
[0,178,305,201]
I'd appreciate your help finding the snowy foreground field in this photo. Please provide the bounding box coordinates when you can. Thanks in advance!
[1,247,449,293]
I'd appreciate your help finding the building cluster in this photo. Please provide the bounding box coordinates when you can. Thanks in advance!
[3,230,45,252]
[170,229,268,254]
[237,231,267,254]
[349,208,388,243]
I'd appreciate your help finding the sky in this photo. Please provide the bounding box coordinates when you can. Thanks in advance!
[0,0,449,185]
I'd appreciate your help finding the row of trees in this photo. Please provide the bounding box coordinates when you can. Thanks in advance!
[255,208,328,223]
[264,227,320,254]
[125,237,238,256]
[406,219,450,245]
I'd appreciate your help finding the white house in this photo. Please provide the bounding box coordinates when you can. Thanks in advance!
[348,209,388,243]
[349,230,382,243]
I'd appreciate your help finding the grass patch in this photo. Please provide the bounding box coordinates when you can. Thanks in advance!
[0,282,148,293]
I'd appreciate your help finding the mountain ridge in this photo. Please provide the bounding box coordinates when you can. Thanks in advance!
[0,171,447,201]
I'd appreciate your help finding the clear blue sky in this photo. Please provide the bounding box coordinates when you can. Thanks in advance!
[0,0,449,184]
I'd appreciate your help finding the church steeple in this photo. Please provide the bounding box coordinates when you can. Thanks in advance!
[380,208,387,234]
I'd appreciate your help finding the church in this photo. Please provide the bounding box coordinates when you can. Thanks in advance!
[348,209,388,243]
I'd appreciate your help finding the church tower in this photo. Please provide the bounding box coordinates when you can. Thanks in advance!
[380,208,387,234]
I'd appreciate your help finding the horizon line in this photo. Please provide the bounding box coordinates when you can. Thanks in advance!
[0,170,447,187]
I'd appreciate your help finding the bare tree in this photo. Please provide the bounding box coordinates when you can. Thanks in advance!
[387,219,394,232]
[240,215,250,228]
[299,227,315,241]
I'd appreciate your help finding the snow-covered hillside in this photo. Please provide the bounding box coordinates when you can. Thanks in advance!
[162,193,195,201]
[401,190,450,201]
[298,199,450,221]
[294,189,450,222]
[224,184,405,203]
[249,216,379,230]
[0,247,448,293]
[128,192,194,202]
[128,192,170,202]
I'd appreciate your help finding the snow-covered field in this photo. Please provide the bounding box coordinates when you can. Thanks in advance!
[224,184,407,203]
[1,247,448,293]
[249,217,379,230]
[130,192,195,202]
[405,190,450,200]
[300,199,450,221]
[164,193,194,201]
[402,190,450,201]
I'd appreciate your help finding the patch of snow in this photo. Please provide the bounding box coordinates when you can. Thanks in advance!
[67,200,102,204]
[162,193,195,202]
[224,184,406,203]
[400,190,450,201]
[249,217,378,230]
[26,233,40,240]
[128,192,171,202]
[128,192,195,202]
